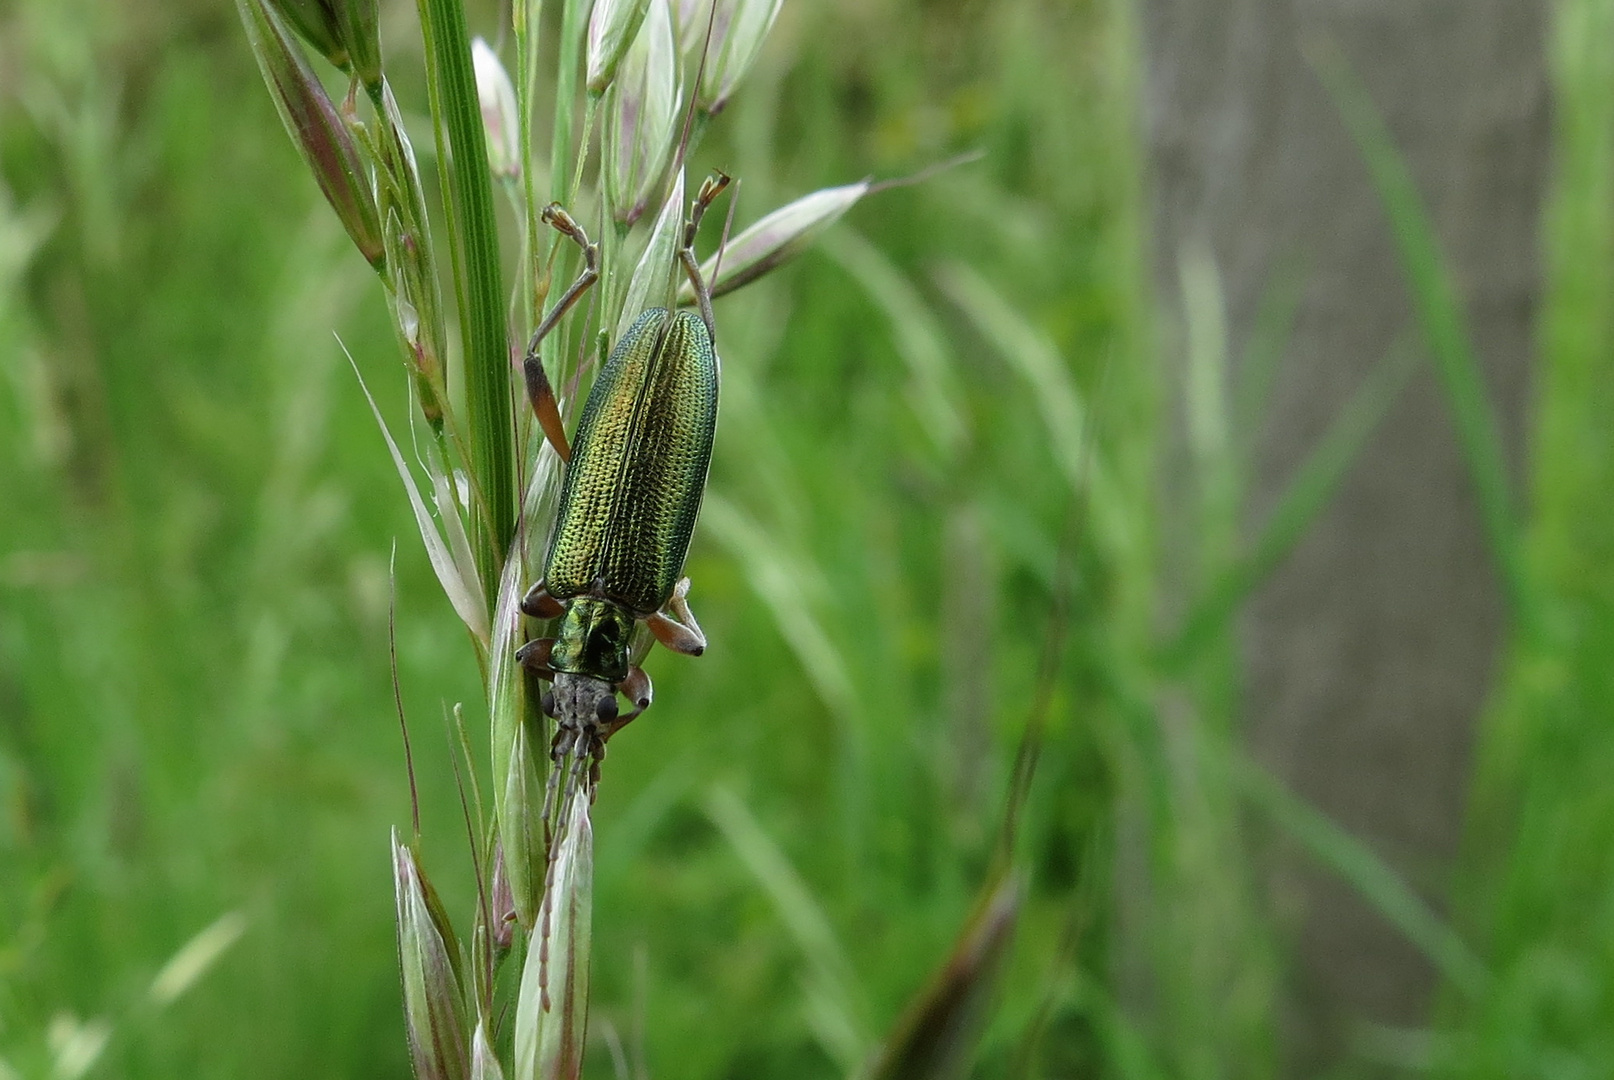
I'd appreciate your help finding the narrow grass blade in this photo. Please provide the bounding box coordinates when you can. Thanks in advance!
[862,875,1021,1080]
[1311,43,1529,631]
[1160,339,1416,671]
[934,262,1127,560]
[1231,262,1306,448]
[351,353,491,646]
[1234,755,1488,997]
[48,1014,111,1080]
[1178,242,1231,485]
[148,911,249,1007]
[704,784,868,1072]
[820,228,966,460]
[700,494,857,722]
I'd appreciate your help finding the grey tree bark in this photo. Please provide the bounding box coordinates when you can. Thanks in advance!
[1143,1,1547,1073]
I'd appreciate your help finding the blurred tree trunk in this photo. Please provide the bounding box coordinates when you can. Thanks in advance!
[1142,1,1547,1073]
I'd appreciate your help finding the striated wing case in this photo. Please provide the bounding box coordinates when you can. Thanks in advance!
[543,308,719,614]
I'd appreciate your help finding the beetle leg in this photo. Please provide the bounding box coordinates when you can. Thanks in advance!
[590,668,651,747]
[645,577,706,656]
[521,206,601,463]
[520,579,566,619]
[679,172,731,341]
[617,666,653,718]
[515,637,555,677]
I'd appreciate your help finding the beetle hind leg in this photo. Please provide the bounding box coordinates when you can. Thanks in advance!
[646,577,707,656]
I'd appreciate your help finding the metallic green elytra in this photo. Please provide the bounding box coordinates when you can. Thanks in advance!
[543,307,718,680]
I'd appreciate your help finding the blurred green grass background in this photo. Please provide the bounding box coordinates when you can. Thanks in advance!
[1,0,1611,1078]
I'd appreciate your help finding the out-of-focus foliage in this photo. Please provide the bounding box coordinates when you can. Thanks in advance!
[4,0,1612,1077]
[0,0,1145,1075]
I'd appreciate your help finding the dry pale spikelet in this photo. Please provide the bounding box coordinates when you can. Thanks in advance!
[514,782,594,1080]
[472,38,521,183]
[605,0,679,225]
[682,181,869,302]
[696,0,783,115]
[617,169,685,341]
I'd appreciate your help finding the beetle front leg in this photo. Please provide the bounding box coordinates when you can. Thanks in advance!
[616,665,653,718]
[520,579,566,619]
[645,577,706,656]
[516,637,555,677]
[679,173,731,342]
[521,205,600,463]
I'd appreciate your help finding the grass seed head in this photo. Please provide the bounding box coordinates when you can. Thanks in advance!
[239,0,385,268]
[333,0,382,92]
[604,0,679,226]
[267,0,349,69]
[586,0,653,95]
[393,833,472,1080]
[695,0,783,116]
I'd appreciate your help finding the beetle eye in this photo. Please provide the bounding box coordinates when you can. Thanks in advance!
[595,695,619,722]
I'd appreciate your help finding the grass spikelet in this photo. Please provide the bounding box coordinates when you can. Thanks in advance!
[394,833,472,1080]
[515,778,595,1080]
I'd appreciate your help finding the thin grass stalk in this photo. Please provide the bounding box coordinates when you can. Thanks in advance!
[1311,45,1533,639]
[514,0,544,330]
[418,0,514,605]
[541,0,591,401]
[550,0,591,208]
[1159,340,1417,671]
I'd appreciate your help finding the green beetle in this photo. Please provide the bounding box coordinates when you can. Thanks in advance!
[516,174,729,759]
